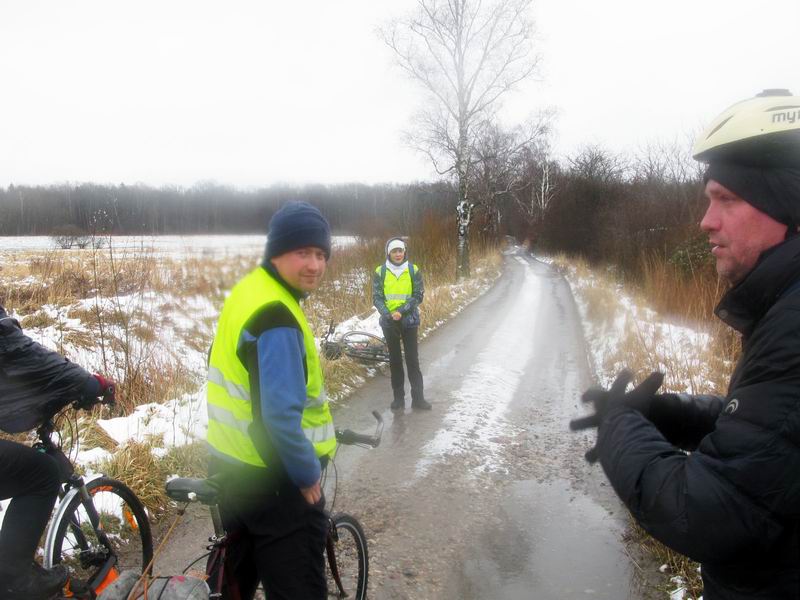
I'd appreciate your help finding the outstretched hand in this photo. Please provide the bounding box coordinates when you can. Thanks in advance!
[570,369,664,463]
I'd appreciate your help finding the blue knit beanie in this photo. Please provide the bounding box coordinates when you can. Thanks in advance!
[265,201,332,260]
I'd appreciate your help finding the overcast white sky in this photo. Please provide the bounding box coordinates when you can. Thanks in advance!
[1,1,798,188]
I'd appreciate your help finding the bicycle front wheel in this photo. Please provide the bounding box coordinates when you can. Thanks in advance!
[341,331,390,364]
[326,513,368,600]
[45,476,153,596]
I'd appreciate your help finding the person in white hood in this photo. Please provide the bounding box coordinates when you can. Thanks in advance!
[372,238,430,411]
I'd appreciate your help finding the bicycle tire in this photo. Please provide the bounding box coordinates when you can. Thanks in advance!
[326,512,368,600]
[340,331,390,364]
[44,476,153,596]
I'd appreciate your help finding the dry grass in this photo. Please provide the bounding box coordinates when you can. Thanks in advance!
[626,522,703,599]
[20,310,58,330]
[98,440,169,516]
[161,441,208,479]
[79,416,119,452]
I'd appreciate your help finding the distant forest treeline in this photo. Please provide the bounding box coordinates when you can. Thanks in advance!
[0,181,457,236]
[1,142,711,279]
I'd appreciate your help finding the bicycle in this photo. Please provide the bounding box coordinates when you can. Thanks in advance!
[32,389,154,598]
[165,410,384,600]
[321,322,390,365]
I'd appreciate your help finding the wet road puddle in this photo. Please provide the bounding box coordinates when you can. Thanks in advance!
[452,479,642,599]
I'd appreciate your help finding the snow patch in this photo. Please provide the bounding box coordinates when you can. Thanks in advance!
[98,391,207,448]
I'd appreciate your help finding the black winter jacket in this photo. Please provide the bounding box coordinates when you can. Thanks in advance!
[598,235,800,599]
[372,262,424,329]
[0,304,97,433]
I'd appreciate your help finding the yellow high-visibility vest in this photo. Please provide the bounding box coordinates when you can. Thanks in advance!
[206,267,335,468]
[376,263,417,311]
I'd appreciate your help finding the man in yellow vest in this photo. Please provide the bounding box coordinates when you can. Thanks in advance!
[206,201,336,599]
[373,237,431,411]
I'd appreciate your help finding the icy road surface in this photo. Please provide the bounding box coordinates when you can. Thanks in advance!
[157,248,655,599]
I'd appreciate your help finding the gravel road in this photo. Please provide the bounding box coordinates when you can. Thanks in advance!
[155,248,658,599]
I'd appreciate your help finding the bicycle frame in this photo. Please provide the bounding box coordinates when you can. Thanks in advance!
[38,421,116,574]
[43,476,119,584]
[167,412,382,599]
[203,510,244,600]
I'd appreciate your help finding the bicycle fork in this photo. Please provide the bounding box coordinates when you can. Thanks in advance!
[325,517,347,598]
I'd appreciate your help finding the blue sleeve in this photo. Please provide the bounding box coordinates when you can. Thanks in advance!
[252,327,321,488]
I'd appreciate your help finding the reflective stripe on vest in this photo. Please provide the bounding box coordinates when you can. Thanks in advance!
[206,267,336,468]
[377,264,416,312]
[208,365,328,408]
[208,402,334,444]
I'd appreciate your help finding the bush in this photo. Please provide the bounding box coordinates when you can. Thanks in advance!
[51,224,89,250]
[668,233,715,277]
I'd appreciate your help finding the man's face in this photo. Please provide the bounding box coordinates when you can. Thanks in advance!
[389,248,405,265]
[270,246,328,292]
[700,179,788,284]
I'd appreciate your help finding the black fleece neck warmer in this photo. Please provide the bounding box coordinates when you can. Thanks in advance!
[704,162,800,230]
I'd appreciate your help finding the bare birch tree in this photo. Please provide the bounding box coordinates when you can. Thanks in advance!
[511,141,557,249]
[472,114,552,237]
[384,0,538,277]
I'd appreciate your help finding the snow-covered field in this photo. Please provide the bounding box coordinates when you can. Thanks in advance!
[0,234,357,257]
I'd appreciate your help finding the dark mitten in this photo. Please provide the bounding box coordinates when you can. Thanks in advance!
[570,370,665,463]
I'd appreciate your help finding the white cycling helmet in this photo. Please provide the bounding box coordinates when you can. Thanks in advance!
[693,89,800,167]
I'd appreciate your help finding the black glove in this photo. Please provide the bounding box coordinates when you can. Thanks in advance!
[570,369,665,463]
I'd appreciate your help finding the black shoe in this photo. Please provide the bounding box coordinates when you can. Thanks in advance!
[1,562,68,600]
[411,399,432,410]
[390,398,405,411]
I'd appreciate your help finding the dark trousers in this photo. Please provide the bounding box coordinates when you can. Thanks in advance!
[210,459,328,600]
[381,323,425,403]
[0,439,61,575]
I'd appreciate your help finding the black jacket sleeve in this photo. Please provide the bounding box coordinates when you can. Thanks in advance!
[597,405,786,564]
[649,393,725,451]
[0,307,97,432]
[372,268,390,317]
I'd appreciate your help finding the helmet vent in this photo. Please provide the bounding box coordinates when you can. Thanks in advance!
[766,104,800,112]
[757,89,792,97]
[706,115,734,139]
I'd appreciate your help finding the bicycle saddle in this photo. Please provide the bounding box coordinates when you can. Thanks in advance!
[166,476,223,504]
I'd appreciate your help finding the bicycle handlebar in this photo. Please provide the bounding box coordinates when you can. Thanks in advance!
[71,385,117,412]
[335,410,383,448]
[336,429,380,448]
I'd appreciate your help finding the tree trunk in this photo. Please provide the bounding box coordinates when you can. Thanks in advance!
[456,125,472,279]
[456,196,472,278]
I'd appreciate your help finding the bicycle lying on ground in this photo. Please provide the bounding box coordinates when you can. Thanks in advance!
[39,389,154,598]
[321,321,390,365]
[163,410,384,600]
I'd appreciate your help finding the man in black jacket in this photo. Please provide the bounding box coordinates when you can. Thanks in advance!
[572,90,800,598]
[0,304,113,599]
